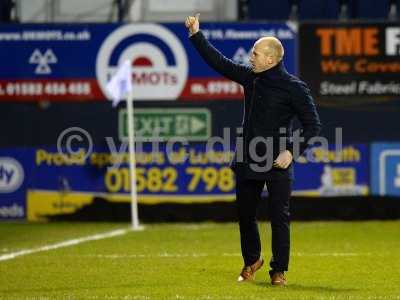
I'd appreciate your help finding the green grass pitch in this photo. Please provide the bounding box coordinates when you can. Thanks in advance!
[0,221,400,299]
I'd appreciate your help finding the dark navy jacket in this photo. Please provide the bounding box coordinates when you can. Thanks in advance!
[190,31,322,180]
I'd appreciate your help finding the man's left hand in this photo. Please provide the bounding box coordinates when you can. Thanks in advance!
[273,150,293,169]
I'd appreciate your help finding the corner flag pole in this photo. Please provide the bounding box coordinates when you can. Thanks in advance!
[106,60,142,230]
[126,89,140,230]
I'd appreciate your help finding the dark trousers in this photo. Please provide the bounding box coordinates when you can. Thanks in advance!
[235,177,292,272]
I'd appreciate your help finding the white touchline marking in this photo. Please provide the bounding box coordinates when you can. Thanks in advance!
[83,253,210,259]
[76,252,377,259]
[0,228,129,262]
[294,252,373,257]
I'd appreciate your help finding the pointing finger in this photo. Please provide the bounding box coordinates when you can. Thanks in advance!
[195,13,200,20]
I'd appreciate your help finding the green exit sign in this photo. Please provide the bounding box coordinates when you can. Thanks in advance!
[119,108,211,141]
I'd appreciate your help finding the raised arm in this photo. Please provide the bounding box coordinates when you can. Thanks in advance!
[185,13,251,85]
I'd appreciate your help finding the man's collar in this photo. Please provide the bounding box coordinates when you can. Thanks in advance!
[255,61,287,78]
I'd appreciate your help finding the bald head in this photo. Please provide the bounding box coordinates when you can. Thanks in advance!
[256,37,284,62]
[249,36,284,73]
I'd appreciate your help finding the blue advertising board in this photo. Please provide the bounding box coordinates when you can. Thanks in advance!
[0,23,296,102]
[293,144,369,196]
[0,142,369,220]
[0,148,33,219]
[371,143,400,196]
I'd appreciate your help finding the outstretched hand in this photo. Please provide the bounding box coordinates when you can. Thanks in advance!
[273,150,293,169]
[185,13,200,36]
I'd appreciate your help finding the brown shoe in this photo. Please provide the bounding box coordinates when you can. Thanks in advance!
[237,258,264,282]
[270,272,287,286]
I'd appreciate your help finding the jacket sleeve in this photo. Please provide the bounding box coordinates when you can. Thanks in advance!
[189,31,251,85]
[287,82,322,159]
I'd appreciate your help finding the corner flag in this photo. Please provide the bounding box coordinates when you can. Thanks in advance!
[106,60,133,107]
[105,60,141,231]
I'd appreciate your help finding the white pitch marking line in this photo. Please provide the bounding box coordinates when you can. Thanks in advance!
[78,252,375,259]
[294,252,373,257]
[0,228,129,262]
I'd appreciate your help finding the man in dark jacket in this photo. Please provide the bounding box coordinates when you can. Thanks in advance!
[185,14,321,286]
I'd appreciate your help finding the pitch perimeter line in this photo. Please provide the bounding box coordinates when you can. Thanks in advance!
[78,252,375,259]
[0,228,129,262]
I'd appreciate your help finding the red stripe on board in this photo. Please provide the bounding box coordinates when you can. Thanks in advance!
[179,78,244,101]
[0,79,105,102]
